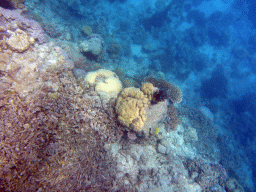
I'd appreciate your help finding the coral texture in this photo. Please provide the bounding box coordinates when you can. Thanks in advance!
[144,76,182,104]
[115,87,149,132]
[140,82,155,101]
[0,38,124,191]
[82,25,92,36]
[115,86,168,136]
[165,104,181,131]
[225,178,245,192]
[6,29,32,52]
[0,7,46,43]
[84,68,122,95]
[80,33,104,56]
[184,157,229,190]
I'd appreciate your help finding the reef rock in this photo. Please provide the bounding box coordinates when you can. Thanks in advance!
[6,29,31,52]
[80,33,104,56]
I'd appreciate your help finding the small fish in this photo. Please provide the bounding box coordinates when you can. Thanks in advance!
[155,127,159,135]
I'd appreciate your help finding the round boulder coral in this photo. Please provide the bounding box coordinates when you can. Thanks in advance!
[115,87,149,132]
[85,69,122,95]
[115,86,168,136]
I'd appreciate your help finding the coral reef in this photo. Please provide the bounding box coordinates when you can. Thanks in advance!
[144,76,182,104]
[106,40,121,60]
[140,82,155,101]
[115,85,168,136]
[122,77,140,88]
[105,139,226,191]
[6,29,34,52]
[10,0,26,7]
[84,68,122,95]
[82,25,92,36]
[165,103,181,131]
[225,178,245,192]
[184,157,229,190]
[80,33,104,57]
[0,92,52,191]
[0,7,46,44]
[141,77,182,131]
[1,3,246,191]
[41,22,61,38]
[115,87,149,133]
[0,42,124,190]
[0,10,124,190]
[0,0,25,9]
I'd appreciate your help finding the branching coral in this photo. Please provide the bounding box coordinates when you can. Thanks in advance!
[144,76,182,104]
[165,104,181,131]
[0,90,55,191]
[0,22,123,190]
[0,65,124,191]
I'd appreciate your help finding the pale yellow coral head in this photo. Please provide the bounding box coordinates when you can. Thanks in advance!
[85,69,117,84]
[95,76,122,94]
[85,69,122,95]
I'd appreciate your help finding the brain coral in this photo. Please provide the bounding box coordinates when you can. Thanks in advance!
[85,69,122,95]
[115,87,149,132]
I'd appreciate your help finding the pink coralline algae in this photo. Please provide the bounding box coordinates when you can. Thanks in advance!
[0,7,47,43]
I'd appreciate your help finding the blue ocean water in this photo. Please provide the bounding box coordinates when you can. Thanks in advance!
[1,0,256,191]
